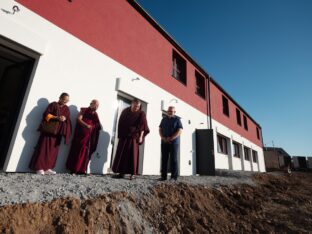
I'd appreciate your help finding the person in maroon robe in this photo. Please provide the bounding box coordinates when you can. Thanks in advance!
[29,93,72,175]
[112,99,149,180]
[66,100,101,174]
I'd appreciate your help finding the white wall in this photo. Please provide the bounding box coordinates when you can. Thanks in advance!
[212,119,265,172]
[232,157,242,171]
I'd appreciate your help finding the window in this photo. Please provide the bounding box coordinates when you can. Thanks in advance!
[222,95,229,117]
[217,135,228,154]
[243,115,248,130]
[256,127,260,140]
[244,147,250,161]
[195,71,205,98]
[172,50,186,85]
[236,108,241,126]
[233,142,241,158]
[252,150,258,163]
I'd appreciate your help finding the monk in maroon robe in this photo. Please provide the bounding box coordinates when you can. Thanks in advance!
[112,99,149,180]
[66,100,101,174]
[29,93,72,175]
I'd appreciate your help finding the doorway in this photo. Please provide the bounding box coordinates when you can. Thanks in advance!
[0,44,35,169]
[109,94,147,174]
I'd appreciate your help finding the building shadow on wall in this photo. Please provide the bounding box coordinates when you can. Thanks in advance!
[54,104,79,172]
[89,129,110,174]
[16,98,49,172]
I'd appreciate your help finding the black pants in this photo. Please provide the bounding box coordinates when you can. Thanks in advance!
[161,143,179,179]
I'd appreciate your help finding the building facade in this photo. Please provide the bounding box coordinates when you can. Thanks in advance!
[0,0,265,174]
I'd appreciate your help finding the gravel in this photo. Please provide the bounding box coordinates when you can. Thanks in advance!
[0,170,257,206]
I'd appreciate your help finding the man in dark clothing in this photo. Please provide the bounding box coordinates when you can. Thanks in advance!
[29,93,72,175]
[66,99,101,174]
[112,99,149,180]
[159,106,183,180]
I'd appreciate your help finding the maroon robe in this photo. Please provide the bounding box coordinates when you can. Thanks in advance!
[112,107,149,175]
[66,107,101,173]
[29,102,72,171]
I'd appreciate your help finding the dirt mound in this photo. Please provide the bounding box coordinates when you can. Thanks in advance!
[0,172,311,233]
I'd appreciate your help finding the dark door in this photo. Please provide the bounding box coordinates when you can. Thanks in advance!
[196,129,215,175]
[0,45,35,169]
[298,157,307,169]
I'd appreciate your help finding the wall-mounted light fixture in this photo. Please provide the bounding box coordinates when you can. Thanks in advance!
[131,77,140,81]
[1,5,20,15]
[161,98,179,111]
[169,98,178,104]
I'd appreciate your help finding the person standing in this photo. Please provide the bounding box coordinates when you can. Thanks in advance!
[66,99,101,174]
[112,99,149,180]
[29,93,72,175]
[159,106,183,181]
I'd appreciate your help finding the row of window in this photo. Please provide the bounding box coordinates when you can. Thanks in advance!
[172,50,206,99]
[217,135,258,163]
[172,50,261,141]
[222,95,261,140]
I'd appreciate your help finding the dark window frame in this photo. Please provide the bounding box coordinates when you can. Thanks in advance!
[252,150,258,163]
[195,71,206,99]
[256,127,260,140]
[243,115,248,130]
[244,147,250,161]
[236,108,241,126]
[233,142,241,158]
[172,50,187,85]
[217,134,228,155]
[222,95,229,117]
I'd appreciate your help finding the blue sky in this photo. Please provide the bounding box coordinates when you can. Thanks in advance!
[137,0,312,156]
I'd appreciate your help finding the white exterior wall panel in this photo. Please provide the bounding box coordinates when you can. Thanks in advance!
[232,157,243,171]
[212,119,265,172]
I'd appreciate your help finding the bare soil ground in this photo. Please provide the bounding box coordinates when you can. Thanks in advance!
[0,172,311,233]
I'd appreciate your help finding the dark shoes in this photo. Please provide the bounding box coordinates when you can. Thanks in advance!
[157,178,177,181]
[112,174,136,180]
[158,177,167,181]
[112,173,125,179]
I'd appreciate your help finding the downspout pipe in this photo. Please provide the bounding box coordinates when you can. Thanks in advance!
[207,75,212,129]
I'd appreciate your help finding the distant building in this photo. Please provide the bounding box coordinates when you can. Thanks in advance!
[292,156,309,170]
[263,147,291,171]
[308,158,312,169]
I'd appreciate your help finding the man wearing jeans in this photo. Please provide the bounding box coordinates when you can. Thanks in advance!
[159,106,183,181]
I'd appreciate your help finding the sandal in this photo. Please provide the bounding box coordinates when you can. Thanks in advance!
[130,175,136,180]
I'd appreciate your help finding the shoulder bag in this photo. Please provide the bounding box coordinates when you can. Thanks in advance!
[39,105,60,135]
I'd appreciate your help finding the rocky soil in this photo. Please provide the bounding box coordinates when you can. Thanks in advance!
[0,170,311,233]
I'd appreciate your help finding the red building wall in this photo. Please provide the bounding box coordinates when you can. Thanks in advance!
[17,0,261,147]
[17,0,207,113]
[210,82,262,147]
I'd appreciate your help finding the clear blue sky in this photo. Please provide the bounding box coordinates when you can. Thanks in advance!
[137,0,312,156]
